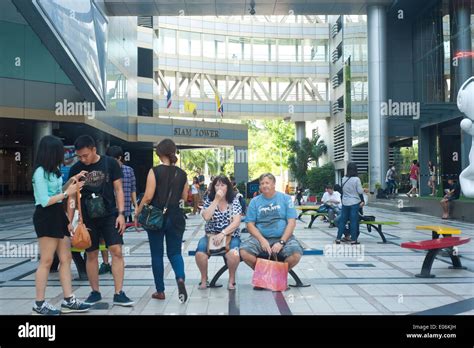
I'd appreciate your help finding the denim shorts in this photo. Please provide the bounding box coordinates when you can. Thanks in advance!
[196,235,241,254]
[239,235,303,259]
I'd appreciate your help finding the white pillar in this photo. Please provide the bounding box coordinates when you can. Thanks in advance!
[367,5,388,192]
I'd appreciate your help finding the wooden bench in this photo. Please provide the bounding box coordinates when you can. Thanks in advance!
[187,249,322,288]
[303,212,329,229]
[401,237,470,278]
[416,225,461,240]
[296,205,320,221]
[302,215,399,244]
[359,221,399,244]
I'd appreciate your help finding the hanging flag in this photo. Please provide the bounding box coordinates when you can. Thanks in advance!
[166,88,172,109]
[184,100,197,113]
[215,92,224,117]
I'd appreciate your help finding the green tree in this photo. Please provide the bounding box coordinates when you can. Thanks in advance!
[247,120,295,180]
[288,131,327,186]
[306,163,335,196]
[179,149,220,178]
[400,141,418,174]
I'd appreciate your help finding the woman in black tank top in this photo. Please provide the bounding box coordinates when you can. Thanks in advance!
[135,139,189,303]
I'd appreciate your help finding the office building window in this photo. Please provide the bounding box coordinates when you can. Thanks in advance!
[278,39,298,62]
[138,98,153,116]
[303,39,327,62]
[203,34,215,58]
[159,28,176,54]
[228,37,242,60]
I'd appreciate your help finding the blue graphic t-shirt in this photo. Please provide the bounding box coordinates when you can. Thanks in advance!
[246,192,297,238]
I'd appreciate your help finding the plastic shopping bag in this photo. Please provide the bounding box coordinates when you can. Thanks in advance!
[252,257,288,291]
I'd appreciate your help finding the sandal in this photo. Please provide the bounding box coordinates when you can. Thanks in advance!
[177,279,188,303]
[227,282,236,290]
[198,280,209,290]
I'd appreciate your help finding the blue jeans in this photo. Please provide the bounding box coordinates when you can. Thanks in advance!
[386,179,396,195]
[146,215,185,292]
[327,206,341,224]
[337,203,360,241]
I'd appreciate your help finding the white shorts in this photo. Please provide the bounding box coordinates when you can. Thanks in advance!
[410,178,418,188]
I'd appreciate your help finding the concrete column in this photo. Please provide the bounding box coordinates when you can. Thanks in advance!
[367,5,388,192]
[234,146,248,184]
[418,127,429,196]
[295,121,305,143]
[453,0,472,94]
[452,0,472,171]
[33,121,53,161]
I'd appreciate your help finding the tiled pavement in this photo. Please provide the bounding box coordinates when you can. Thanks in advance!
[0,202,473,315]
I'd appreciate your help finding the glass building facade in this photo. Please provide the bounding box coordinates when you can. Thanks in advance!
[153,16,331,121]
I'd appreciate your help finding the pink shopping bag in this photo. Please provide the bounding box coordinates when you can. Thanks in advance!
[252,257,288,291]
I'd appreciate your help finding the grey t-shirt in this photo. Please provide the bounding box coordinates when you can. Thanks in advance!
[341,176,364,206]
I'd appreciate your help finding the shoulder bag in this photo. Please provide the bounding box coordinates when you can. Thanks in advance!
[138,167,178,230]
[71,185,92,249]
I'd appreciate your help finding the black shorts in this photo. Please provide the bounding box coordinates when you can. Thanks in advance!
[33,203,69,239]
[84,215,123,252]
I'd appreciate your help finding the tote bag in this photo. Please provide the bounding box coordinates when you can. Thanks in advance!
[252,256,288,291]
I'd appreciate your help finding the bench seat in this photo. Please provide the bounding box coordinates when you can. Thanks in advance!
[401,237,471,278]
[187,249,322,288]
[416,225,461,239]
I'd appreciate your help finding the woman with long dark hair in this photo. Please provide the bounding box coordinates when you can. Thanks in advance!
[32,135,90,315]
[335,162,364,245]
[196,175,242,290]
[135,139,189,302]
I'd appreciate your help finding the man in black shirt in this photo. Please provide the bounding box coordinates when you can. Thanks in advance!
[68,135,134,306]
[440,179,461,219]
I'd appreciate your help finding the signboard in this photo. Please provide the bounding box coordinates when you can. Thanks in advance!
[174,127,220,138]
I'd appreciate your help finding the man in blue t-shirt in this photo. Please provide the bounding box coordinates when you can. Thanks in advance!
[240,173,303,279]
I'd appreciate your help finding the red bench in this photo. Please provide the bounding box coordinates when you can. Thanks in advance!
[401,237,471,278]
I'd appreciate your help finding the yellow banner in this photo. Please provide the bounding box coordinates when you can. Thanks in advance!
[184,100,197,113]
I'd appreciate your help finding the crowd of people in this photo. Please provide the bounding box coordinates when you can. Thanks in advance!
[32,135,306,315]
[31,134,464,315]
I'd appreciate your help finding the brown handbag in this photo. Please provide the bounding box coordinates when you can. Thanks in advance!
[206,204,232,255]
[206,233,231,256]
[71,185,92,250]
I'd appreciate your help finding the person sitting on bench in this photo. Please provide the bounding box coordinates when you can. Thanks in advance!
[440,179,460,219]
[196,176,242,290]
[240,173,303,290]
[319,184,341,228]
